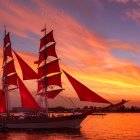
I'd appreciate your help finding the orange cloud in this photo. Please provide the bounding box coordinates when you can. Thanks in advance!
[107,38,139,52]
[0,0,140,105]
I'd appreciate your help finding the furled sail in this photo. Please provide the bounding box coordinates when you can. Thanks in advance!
[17,76,40,110]
[13,50,38,80]
[0,89,6,112]
[63,70,110,104]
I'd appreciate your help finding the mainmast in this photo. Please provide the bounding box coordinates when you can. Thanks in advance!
[43,24,48,114]
[3,26,9,116]
[37,24,48,114]
[36,25,63,114]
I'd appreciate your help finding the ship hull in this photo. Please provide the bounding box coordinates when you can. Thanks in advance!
[0,114,87,130]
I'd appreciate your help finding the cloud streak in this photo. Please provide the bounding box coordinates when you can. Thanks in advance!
[0,0,140,104]
[123,8,140,26]
[108,0,140,26]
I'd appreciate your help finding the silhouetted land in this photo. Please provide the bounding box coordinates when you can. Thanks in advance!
[11,105,140,113]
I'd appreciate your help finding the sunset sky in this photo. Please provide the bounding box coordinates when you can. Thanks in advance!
[0,0,140,107]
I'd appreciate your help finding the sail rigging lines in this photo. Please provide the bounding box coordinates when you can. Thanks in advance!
[1,31,17,114]
[36,28,63,100]
[0,27,112,115]
[0,30,41,113]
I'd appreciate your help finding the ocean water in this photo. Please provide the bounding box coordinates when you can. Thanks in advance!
[0,113,140,140]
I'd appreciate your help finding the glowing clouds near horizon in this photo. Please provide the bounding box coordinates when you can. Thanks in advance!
[0,0,140,105]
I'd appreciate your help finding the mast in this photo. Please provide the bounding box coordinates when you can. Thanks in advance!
[36,26,63,114]
[1,29,40,113]
[2,28,18,115]
[3,26,9,116]
[44,24,48,114]
[38,24,48,114]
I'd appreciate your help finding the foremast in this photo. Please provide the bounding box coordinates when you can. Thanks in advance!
[3,27,9,116]
[2,27,18,115]
[0,28,40,114]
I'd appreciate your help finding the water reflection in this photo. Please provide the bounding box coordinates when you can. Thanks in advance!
[0,131,10,140]
[81,113,140,140]
[0,128,85,140]
[0,114,140,140]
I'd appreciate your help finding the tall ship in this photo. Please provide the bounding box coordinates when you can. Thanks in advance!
[0,26,110,130]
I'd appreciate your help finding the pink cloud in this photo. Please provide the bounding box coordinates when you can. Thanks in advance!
[108,0,140,5]
[107,38,139,52]
[108,0,130,4]
[0,0,140,104]
[123,8,140,26]
[0,0,138,75]
[108,0,140,25]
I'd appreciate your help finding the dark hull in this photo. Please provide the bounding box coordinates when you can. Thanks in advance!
[0,114,88,130]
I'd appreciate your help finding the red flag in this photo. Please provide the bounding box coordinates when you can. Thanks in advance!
[41,28,46,32]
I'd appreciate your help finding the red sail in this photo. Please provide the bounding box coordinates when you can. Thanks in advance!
[47,73,62,87]
[47,89,63,98]
[17,76,40,110]
[3,45,13,63]
[113,99,128,107]
[39,89,63,99]
[38,59,60,78]
[4,32,10,46]
[0,89,6,112]
[37,79,44,92]
[40,30,55,50]
[3,60,16,76]
[7,73,18,86]
[13,50,38,80]
[63,70,110,104]
[38,73,62,92]
[5,44,13,58]
[37,43,57,65]
[109,99,128,108]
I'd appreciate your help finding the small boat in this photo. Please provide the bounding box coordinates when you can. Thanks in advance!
[91,113,106,116]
